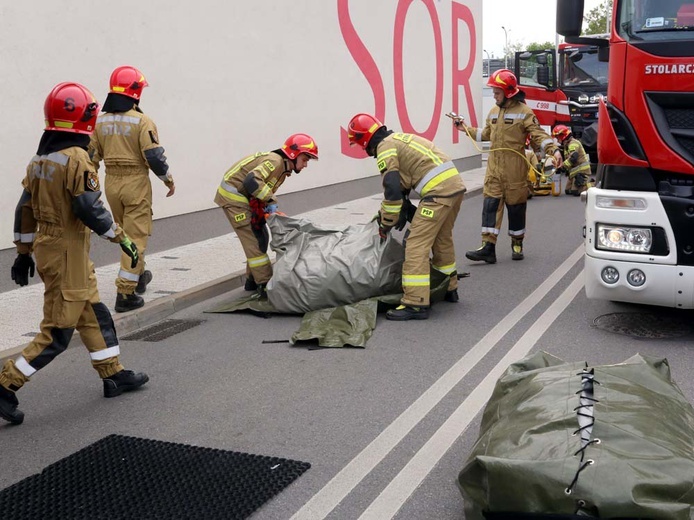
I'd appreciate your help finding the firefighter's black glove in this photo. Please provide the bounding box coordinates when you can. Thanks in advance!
[395,199,417,231]
[11,253,35,287]
[120,236,139,269]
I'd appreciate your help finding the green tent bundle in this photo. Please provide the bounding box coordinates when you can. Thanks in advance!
[458,351,694,519]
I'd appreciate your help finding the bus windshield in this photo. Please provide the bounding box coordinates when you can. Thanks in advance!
[560,49,609,87]
[619,0,694,40]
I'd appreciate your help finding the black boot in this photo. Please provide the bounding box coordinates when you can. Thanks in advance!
[0,385,24,425]
[115,293,144,313]
[103,370,150,398]
[444,289,459,302]
[135,270,153,295]
[512,239,524,260]
[386,305,430,321]
[465,242,497,264]
[256,283,268,299]
[244,275,257,291]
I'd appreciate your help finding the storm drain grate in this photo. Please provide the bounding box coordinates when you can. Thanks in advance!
[0,434,310,520]
[593,312,693,339]
[122,319,205,342]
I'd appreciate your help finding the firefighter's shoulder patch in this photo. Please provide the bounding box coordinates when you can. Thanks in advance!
[84,171,100,192]
[234,212,247,222]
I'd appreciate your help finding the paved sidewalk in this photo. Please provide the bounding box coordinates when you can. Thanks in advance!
[1,167,485,359]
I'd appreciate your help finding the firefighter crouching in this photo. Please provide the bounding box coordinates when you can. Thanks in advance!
[0,83,149,425]
[347,113,466,321]
[454,69,563,263]
[552,125,592,196]
[214,134,319,298]
[90,65,175,313]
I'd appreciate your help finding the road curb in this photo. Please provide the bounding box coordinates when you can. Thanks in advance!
[0,268,247,363]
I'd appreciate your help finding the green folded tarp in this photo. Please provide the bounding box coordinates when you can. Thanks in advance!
[459,351,694,519]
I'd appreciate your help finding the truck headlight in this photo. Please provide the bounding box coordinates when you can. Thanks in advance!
[597,224,652,253]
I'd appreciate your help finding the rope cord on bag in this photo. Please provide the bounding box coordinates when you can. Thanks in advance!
[565,366,601,497]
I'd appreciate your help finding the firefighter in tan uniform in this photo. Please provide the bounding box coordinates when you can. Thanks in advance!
[347,113,466,321]
[0,83,149,426]
[90,65,174,313]
[214,134,319,297]
[454,69,563,263]
[552,125,592,196]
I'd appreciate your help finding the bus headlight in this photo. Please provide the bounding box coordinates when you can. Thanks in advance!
[597,225,652,253]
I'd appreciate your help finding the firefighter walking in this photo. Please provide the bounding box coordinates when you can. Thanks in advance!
[214,134,319,297]
[552,125,591,196]
[90,65,175,313]
[347,113,466,321]
[0,83,149,425]
[454,69,562,263]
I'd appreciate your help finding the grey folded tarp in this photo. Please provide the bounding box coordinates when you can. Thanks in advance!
[459,351,694,520]
[266,215,404,314]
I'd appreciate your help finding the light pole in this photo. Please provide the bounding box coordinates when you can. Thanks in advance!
[483,49,490,76]
[501,26,509,69]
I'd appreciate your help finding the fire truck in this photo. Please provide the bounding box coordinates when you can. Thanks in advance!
[513,41,609,171]
[558,0,694,309]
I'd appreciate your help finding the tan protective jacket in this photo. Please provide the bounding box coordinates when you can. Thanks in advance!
[562,136,591,178]
[215,151,292,209]
[15,147,124,290]
[90,109,172,185]
[374,133,466,226]
[466,98,557,181]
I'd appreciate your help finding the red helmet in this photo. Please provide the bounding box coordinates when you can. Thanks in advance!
[109,65,149,100]
[282,133,319,160]
[44,82,100,135]
[347,113,384,150]
[487,69,520,98]
[552,125,572,143]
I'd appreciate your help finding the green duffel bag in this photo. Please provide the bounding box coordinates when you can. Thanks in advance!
[458,351,694,520]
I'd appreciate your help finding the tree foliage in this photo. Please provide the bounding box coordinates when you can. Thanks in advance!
[583,0,613,35]
[526,41,555,51]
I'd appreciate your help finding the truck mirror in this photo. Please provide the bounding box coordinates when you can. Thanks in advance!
[519,52,532,60]
[537,67,550,87]
[557,0,585,37]
[536,54,548,65]
[598,46,610,62]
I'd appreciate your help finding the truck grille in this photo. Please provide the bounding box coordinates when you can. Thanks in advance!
[645,92,694,166]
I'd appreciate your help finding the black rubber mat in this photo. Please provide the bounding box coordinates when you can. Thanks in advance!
[0,434,310,520]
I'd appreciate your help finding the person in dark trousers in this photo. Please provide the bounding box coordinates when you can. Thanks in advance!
[454,69,563,263]
[0,82,149,426]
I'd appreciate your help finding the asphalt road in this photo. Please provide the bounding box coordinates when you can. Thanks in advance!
[2,191,693,519]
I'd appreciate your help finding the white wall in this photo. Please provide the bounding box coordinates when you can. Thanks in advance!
[0,0,483,250]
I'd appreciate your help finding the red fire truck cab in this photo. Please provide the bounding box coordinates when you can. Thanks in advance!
[514,41,609,170]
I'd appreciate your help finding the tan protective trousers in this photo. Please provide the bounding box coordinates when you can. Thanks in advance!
[480,169,528,244]
[106,173,152,294]
[0,231,123,392]
[215,193,273,284]
[401,193,464,307]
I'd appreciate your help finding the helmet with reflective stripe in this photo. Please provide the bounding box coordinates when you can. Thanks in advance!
[552,124,572,143]
[282,133,319,160]
[347,113,384,150]
[109,65,149,100]
[44,82,100,135]
[487,68,520,98]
